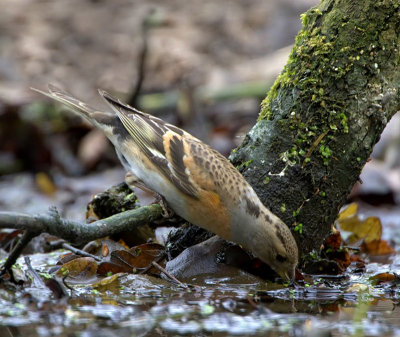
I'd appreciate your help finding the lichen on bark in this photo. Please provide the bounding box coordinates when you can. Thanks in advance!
[230,0,400,259]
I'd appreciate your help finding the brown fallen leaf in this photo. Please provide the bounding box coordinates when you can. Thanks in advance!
[338,202,358,220]
[92,273,121,287]
[370,272,397,284]
[35,172,57,195]
[111,250,139,268]
[82,239,127,257]
[0,229,22,251]
[56,257,98,283]
[117,239,130,250]
[324,227,342,250]
[361,239,395,256]
[129,243,165,259]
[56,239,166,279]
[337,203,382,244]
[58,253,81,265]
[97,243,165,276]
[115,246,164,272]
[102,243,109,257]
[325,249,351,269]
[350,254,365,263]
[97,261,132,275]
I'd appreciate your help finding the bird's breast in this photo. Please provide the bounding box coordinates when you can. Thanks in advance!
[182,189,232,240]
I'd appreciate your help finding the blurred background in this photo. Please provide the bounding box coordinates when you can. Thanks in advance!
[0,0,399,225]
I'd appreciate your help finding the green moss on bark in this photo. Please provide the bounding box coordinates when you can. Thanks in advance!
[260,0,400,168]
[230,0,400,257]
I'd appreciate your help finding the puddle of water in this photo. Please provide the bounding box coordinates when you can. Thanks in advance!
[1,258,400,337]
[1,180,400,336]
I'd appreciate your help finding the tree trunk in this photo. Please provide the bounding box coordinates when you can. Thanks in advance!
[230,0,400,258]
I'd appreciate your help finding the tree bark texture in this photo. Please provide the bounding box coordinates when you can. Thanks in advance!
[230,0,400,258]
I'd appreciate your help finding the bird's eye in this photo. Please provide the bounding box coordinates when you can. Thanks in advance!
[276,254,287,262]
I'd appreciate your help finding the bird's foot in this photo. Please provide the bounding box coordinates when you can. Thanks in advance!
[154,193,174,218]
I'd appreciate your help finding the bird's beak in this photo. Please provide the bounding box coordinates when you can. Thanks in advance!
[277,267,295,282]
[278,270,290,282]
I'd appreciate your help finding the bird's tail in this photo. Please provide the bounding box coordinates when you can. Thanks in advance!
[31,84,114,126]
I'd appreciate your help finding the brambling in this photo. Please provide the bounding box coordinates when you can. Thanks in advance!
[33,85,298,280]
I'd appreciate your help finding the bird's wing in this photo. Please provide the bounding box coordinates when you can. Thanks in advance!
[100,90,200,198]
[33,85,228,199]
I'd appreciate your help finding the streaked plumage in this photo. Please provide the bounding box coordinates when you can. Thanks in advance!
[33,85,298,280]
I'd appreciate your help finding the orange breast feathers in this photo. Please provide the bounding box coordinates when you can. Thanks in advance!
[182,148,232,240]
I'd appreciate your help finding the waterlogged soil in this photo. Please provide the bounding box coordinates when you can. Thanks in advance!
[0,175,400,336]
[1,231,400,337]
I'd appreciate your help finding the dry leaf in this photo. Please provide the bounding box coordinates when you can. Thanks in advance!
[82,239,126,257]
[58,253,81,265]
[337,203,382,243]
[97,261,132,275]
[338,203,358,220]
[129,243,165,258]
[370,272,396,284]
[102,244,109,257]
[56,257,98,282]
[117,239,130,250]
[108,243,166,275]
[111,250,139,268]
[86,204,100,222]
[362,239,395,255]
[92,273,122,287]
[326,250,350,269]
[35,172,57,195]
[325,227,342,250]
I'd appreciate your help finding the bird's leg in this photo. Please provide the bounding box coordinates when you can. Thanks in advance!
[125,171,154,194]
[125,171,174,218]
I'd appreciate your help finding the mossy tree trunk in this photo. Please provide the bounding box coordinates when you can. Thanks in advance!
[230,0,400,259]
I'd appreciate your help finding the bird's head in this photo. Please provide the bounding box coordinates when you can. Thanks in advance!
[251,216,298,281]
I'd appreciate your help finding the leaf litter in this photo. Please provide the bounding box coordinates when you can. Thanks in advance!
[1,199,400,336]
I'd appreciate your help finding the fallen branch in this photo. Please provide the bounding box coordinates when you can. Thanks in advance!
[0,204,163,274]
[0,204,163,244]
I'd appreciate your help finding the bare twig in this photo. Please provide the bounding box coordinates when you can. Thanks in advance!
[63,242,102,262]
[61,272,74,294]
[24,256,47,288]
[48,240,102,262]
[0,230,40,276]
[151,260,188,289]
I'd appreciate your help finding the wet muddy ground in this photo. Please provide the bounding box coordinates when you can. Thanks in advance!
[1,245,399,336]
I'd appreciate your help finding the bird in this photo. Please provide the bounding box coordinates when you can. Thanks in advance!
[32,84,299,281]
